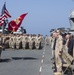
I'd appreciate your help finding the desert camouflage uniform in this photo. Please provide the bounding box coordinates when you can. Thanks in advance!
[22,34,29,49]
[35,35,41,49]
[16,35,22,49]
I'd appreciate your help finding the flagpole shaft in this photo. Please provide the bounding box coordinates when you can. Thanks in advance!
[2,23,5,34]
[2,20,6,34]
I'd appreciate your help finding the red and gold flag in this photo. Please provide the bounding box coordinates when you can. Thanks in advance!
[8,13,28,32]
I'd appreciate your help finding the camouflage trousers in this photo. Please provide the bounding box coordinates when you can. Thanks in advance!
[55,55,62,72]
[52,50,55,58]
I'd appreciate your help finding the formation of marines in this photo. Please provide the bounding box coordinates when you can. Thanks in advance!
[0,29,73,75]
[0,33,44,50]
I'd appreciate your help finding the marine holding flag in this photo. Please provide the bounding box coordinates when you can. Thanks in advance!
[8,13,28,32]
[0,2,11,60]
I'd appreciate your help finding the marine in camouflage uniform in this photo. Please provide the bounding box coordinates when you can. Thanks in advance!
[45,35,50,45]
[35,34,41,49]
[11,34,16,49]
[22,34,29,49]
[16,35,22,49]
[4,34,10,48]
[28,34,35,49]
[9,34,13,48]
[54,30,63,75]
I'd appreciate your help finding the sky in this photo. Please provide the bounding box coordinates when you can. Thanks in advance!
[0,0,74,36]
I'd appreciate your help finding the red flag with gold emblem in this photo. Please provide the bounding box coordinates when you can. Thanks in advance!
[8,13,28,32]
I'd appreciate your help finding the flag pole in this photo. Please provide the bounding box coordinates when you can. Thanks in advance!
[2,18,8,34]
[2,2,6,34]
[2,22,5,34]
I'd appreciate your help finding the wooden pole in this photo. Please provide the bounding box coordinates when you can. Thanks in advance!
[2,23,5,34]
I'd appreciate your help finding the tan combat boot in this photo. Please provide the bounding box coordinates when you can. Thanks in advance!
[54,72,62,75]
